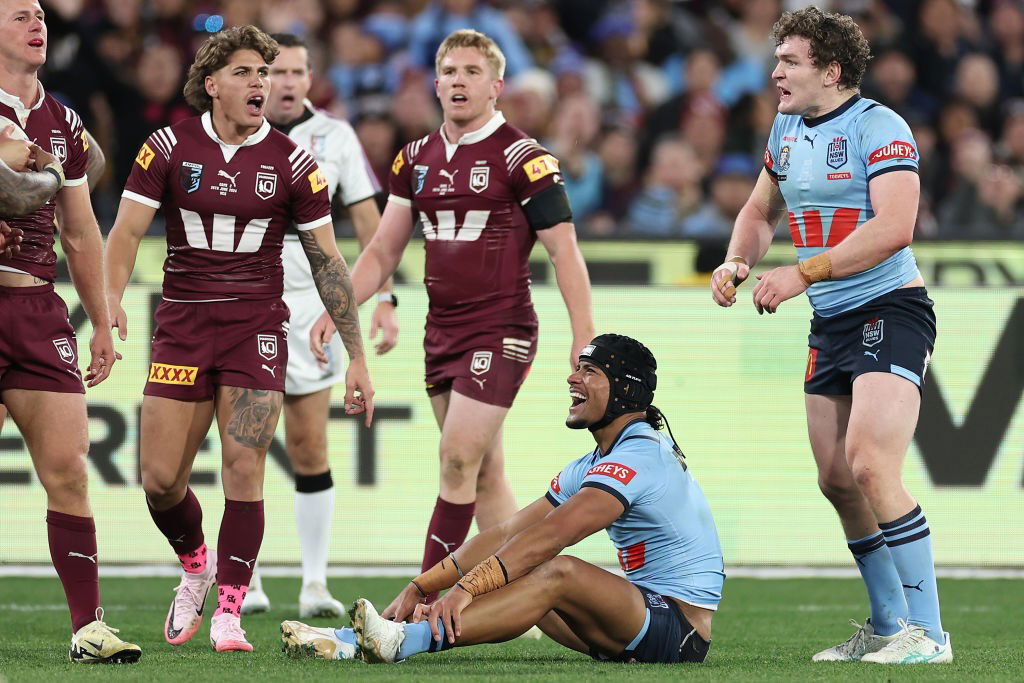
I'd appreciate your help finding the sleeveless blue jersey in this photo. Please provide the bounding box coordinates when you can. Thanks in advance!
[546,420,725,608]
[764,95,921,317]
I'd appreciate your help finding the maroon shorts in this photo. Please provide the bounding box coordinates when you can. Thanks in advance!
[0,284,85,400]
[145,298,289,401]
[424,313,538,408]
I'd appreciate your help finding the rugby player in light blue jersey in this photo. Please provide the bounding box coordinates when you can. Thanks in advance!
[281,334,724,665]
[710,6,949,666]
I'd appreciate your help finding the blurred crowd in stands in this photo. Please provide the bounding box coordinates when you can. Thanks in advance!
[38,0,1024,239]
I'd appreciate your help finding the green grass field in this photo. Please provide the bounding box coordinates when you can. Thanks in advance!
[0,576,1021,681]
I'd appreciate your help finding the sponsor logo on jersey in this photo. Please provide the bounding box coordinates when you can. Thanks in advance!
[862,318,884,347]
[307,168,327,194]
[391,149,405,175]
[135,143,155,170]
[523,154,559,182]
[805,347,818,382]
[179,162,203,194]
[618,541,646,573]
[310,134,326,156]
[777,145,791,173]
[783,135,798,142]
[826,136,848,169]
[550,474,560,494]
[470,165,490,193]
[50,137,67,163]
[52,338,75,364]
[586,462,637,485]
[81,130,89,151]
[257,171,279,199]
[827,172,852,180]
[413,165,429,194]
[257,334,278,361]
[470,350,492,375]
[148,363,198,385]
[868,141,917,165]
[763,147,774,169]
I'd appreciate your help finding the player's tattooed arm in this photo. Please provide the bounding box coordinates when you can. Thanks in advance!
[0,157,60,217]
[225,388,282,449]
[298,227,366,359]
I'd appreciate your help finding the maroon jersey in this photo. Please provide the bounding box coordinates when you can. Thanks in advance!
[0,85,89,282]
[123,113,332,300]
[389,112,564,325]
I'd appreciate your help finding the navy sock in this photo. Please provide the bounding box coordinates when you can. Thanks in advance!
[847,531,907,636]
[879,505,944,643]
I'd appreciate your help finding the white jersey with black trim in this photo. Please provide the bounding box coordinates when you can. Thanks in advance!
[281,100,380,293]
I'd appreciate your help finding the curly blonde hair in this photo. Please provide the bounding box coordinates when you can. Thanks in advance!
[771,7,871,91]
[435,29,506,79]
[184,26,279,112]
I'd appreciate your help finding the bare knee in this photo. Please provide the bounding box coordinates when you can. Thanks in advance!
[439,445,482,490]
[141,467,186,508]
[286,430,327,475]
[817,470,860,507]
[475,458,507,497]
[37,450,89,504]
[223,451,263,484]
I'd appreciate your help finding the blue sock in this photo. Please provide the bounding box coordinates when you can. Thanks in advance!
[334,627,357,647]
[847,532,907,636]
[397,620,449,660]
[879,505,944,643]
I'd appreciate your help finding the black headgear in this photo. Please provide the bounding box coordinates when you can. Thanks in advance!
[578,334,657,431]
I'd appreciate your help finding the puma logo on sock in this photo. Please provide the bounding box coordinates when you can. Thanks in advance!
[902,580,924,592]
[429,534,455,552]
[230,555,256,569]
[68,551,98,563]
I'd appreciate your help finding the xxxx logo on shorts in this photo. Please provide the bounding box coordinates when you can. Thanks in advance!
[148,362,198,385]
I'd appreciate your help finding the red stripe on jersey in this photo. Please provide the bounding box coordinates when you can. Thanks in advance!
[826,208,860,246]
[803,210,824,247]
[617,542,646,572]
[788,212,804,247]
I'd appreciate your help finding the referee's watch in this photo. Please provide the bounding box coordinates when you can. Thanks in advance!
[377,292,398,308]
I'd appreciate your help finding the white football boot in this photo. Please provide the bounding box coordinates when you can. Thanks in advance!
[351,598,405,664]
[861,619,952,664]
[281,620,358,660]
[812,619,897,662]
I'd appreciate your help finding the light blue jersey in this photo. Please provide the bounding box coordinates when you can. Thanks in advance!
[546,420,725,608]
[764,95,921,317]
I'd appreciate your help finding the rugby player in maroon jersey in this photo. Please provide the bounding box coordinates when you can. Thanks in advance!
[0,0,141,664]
[311,29,594,598]
[104,26,373,653]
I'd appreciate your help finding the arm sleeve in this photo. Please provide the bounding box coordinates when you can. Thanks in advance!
[335,122,380,206]
[578,439,662,512]
[860,107,919,180]
[289,149,333,231]
[387,144,415,209]
[121,133,171,208]
[763,114,782,179]
[60,105,89,187]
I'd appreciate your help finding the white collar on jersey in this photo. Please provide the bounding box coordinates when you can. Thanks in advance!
[439,111,505,162]
[201,111,272,163]
[0,80,45,127]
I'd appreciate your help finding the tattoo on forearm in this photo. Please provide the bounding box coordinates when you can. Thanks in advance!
[225,388,282,449]
[298,230,365,359]
[0,160,59,217]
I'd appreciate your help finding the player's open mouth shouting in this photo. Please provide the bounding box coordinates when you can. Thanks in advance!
[246,93,265,117]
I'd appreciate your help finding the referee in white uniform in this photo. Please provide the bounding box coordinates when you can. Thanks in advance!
[242,33,398,619]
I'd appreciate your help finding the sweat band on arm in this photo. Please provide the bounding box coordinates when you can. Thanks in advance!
[798,252,832,285]
[411,554,463,595]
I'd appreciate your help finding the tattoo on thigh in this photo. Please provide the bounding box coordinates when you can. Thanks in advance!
[225,388,282,449]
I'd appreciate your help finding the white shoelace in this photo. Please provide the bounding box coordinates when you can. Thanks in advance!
[835,619,870,656]
[172,572,208,617]
[877,618,929,654]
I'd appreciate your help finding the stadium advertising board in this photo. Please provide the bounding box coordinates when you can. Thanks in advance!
[1,284,1021,567]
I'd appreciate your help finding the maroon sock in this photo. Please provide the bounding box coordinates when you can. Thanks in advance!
[46,511,100,633]
[420,497,475,601]
[215,499,264,617]
[147,487,205,556]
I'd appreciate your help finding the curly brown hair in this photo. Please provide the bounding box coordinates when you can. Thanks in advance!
[183,26,279,112]
[770,6,871,91]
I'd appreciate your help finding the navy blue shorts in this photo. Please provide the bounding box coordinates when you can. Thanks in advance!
[591,586,711,664]
[805,287,936,395]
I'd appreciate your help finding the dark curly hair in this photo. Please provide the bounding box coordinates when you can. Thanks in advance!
[183,25,279,112]
[770,6,871,91]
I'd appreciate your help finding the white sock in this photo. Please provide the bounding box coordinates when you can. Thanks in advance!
[295,487,334,586]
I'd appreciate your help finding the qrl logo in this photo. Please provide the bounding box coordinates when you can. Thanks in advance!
[586,462,637,484]
[52,338,75,364]
[257,334,278,361]
[50,137,68,163]
[470,350,492,375]
[255,172,278,200]
[470,166,490,193]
